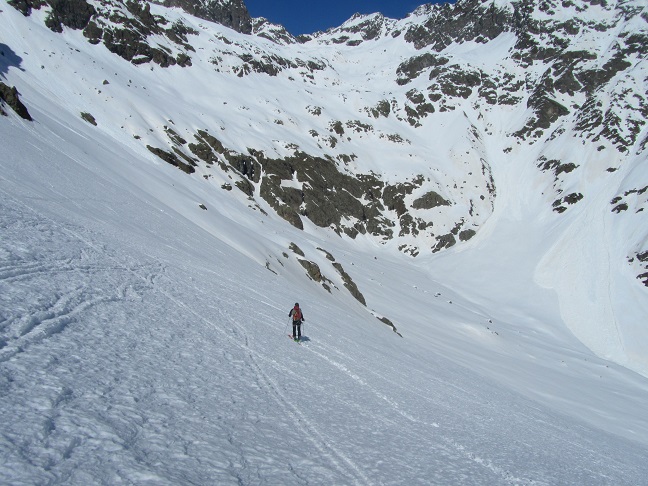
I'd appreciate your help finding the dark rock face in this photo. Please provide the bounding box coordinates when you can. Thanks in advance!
[255,151,389,237]
[146,145,196,174]
[333,263,366,306]
[396,54,449,85]
[155,127,478,248]
[252,18,297,45]
[412,191,450,210]
[636,250,648,287]
[393,0,646,154]
[45,0,96,32]
[9,0,95,31]
[80,111,97,125]
[8,0,48,17]
[298,259,323,282]
[516,96,570,138]
[84,1,198,67]
[459,229,476,242]
[552,193,584,213]
[0,83,32,120]
[404,0,512,51]
[152,0,252,34]
[8,0,199,67]
[311,13,395,46]
[10,0,251,38]
[433,233,456,253]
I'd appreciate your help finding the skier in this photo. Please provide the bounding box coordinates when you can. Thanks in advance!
[288,303,305,341]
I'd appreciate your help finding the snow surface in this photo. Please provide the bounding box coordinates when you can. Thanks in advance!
[2,2,648,484]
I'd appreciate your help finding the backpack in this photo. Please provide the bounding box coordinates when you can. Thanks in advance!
[293,306,302,320]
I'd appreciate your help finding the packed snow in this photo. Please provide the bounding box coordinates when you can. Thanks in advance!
[2,1,648,484]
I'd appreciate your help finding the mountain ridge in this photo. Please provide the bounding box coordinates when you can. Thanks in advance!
[1,0,647,375]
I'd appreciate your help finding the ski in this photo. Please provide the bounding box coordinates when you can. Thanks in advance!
[288,335,301,344]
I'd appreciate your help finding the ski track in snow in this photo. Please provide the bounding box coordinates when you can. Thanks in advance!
[0,193,536,484]
[246,346,372,486]
[0,191,163,364]
[0,188,370,484]
[3,147,648,484]
[296,340,545,485]
[143,282,373,485]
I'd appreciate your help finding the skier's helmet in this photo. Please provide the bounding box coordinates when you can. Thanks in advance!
[295,303,299,307]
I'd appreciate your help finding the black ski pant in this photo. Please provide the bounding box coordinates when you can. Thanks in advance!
[292,320,302,338]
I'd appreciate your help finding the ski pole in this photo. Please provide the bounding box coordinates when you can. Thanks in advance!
[284,318,291,335]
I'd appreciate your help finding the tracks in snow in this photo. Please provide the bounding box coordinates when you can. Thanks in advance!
[296,338,541,485]
[246,349,372,486]
[0,192,166,364]
[1,287,108,363]
[149,291,373,485]
[0,183,621,485]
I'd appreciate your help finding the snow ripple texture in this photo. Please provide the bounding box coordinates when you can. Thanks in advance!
[2,188,648,484]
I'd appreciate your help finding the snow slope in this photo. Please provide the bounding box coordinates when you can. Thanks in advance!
[3,99,648,485]
[2,1,648,484]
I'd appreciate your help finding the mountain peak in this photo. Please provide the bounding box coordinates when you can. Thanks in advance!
[151,0,252,33]
[251,17,298,45]
[309,11,396,46]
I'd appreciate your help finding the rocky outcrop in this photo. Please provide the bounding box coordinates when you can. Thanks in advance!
[142,123,485,255]
[0,83,32,120]
[152,0,252,34]
[9,0,94,31]
[11,0,200,67]
[634,250,648,287]
[333,263,366,306]
[404,0,512,51]
[45,0,96,32]
[252,18,297,45]
[309,13,396,46]
[412,191,451,210]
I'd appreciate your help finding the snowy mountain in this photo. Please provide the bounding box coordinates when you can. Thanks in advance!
[1,0,648,483]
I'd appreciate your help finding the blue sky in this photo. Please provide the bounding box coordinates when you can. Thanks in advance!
[244,0,452,35]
